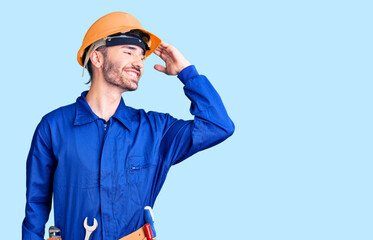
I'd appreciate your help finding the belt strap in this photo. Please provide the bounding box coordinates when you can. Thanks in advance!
[118,226,157,240]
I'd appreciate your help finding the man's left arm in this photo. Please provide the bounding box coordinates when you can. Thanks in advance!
[154,42,235,166]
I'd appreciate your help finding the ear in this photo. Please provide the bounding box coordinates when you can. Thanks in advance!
[90,50,104,69]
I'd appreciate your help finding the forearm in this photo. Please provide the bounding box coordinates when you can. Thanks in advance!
[179,65,235,141]
[22,119,56,240]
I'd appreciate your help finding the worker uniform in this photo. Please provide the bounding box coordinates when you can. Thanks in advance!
[22,65,235,240]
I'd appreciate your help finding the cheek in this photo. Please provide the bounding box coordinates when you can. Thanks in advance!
[115,61,127,72]
[107,55,126,70]
[119,60,131,69]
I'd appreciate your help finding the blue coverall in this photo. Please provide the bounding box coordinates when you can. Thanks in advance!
[22,65,235,240]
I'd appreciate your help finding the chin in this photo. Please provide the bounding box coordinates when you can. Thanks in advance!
[123,84,138,91]
[127,87,138,91]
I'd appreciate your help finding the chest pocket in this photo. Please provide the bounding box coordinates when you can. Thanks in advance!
[126,156,155,184]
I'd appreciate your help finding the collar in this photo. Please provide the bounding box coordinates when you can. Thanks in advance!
[74,90,133,131]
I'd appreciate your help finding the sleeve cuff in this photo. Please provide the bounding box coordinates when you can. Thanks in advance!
[177,65,199,85]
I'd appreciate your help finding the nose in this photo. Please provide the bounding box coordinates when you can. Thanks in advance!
[132,57,144,69]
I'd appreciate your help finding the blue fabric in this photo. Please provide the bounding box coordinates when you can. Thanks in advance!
[144,208,156,237]
[22,65,235,240]
[177,65,199,84]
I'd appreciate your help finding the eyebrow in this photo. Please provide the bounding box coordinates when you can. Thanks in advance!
[121,46,145,56]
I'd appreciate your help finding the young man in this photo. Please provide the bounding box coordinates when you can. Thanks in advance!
[22,11,234,240]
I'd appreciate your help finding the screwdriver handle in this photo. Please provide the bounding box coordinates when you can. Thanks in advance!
[144,223,153,240]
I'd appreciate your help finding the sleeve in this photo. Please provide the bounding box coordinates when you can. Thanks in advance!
[22,117,57,240]
[159,65,235,167]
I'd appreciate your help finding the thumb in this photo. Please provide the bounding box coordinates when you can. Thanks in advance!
[154,64,166,73]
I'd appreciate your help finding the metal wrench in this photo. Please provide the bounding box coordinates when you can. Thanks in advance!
[83,217,98,240]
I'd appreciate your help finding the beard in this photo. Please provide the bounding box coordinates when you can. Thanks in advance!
[102,58,140,91]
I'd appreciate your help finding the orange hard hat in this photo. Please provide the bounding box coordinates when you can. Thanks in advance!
[77,11,161,66]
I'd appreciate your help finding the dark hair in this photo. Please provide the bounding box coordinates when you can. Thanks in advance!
[84,45,108,85]
[127,29,150,43]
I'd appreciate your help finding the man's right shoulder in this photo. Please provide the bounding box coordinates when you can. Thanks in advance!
[40,102,76,125]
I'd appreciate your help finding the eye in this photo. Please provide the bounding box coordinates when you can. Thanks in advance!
[124,51,132,55]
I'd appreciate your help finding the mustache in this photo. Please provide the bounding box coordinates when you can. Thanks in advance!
[123,66,141,73]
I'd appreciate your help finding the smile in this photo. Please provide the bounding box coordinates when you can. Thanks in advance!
[124,69,140,78]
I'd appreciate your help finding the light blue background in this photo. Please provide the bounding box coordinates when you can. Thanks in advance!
[0,0,372,239]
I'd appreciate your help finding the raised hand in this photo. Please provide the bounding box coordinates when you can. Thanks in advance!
[153,42,191,76]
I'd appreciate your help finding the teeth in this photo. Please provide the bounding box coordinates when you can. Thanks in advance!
[127,71,137,77]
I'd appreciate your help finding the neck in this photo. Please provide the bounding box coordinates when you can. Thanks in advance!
[85,78,124,122]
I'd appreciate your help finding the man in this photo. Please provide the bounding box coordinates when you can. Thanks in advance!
[22,11,234,240]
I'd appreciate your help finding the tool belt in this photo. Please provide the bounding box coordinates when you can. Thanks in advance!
[119,225,157,240]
